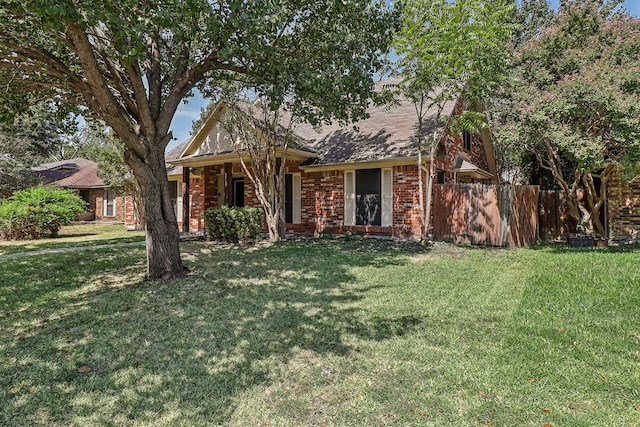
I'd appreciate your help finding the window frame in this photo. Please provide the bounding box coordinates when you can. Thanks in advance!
[103,190,116,217]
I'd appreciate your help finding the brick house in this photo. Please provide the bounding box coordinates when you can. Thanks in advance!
[34,158,125,222]
[128,87,498,239]
[606,170,640,242]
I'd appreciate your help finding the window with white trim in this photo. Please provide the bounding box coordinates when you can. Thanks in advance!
[344,168,392,227]
[103,190,116,217]
[284,173,301,224]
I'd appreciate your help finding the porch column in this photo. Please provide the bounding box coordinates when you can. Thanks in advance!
[182,167,190,233]
[224,162,233,206]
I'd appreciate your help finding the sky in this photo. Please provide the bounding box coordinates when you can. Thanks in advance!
[166,0,640,151]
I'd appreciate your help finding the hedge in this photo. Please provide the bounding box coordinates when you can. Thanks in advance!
[204,205,263,242]
[0,185,87,240]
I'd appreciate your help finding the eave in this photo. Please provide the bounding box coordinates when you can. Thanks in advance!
[299,156,424,172]
[168,147,317,168]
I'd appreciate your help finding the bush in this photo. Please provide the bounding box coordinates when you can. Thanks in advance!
[0,185,87,240]
[204,205,263,242]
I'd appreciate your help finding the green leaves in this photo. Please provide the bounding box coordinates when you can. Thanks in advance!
[395,0,515,114]
[0,185,87,240]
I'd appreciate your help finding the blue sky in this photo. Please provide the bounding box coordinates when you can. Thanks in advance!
[166,0,640,151]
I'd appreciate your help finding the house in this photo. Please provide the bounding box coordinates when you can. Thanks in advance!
[127,85,498,239]
[606,171,640,242]
[33,158,125,222]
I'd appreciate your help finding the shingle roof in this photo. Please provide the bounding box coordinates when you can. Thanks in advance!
[293,94,456,165]
[33,158,107,188]
[167,80,458,167]
[54,162,107,188]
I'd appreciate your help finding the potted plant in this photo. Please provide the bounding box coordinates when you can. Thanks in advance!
[567,220,595,247]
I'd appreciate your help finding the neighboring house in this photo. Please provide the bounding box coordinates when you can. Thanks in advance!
[606,171,640,242]
[34,158,125,222]
[126,85,498,239]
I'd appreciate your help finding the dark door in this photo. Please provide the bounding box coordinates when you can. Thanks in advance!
[284,174,293,223]
[233,178,244,207]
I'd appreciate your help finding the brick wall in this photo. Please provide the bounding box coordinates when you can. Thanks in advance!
[392,165,424,238]
[435,96,492,183]
[94,189,125,222]
[299,170,344,234]
[189,175,205,231]
[607,171,640,241]
[124,191,137,229]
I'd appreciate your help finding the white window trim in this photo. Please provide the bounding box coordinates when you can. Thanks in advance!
[103,190,116,217]
[292,173,302,224]
[344,168,393,227]
[381,168,393,227]
[344,170,356,226]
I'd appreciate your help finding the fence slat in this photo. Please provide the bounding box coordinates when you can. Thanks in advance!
[433,184,539,247]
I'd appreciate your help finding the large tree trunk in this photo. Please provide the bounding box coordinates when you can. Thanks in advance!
[126,146,184,280]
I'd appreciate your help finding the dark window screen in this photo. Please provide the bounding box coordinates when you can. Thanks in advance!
[463,130,472,150]
[356,168,381,226]
[284,174,293,223]
[79,190,90,205]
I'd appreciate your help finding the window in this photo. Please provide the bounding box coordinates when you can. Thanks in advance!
[79,190,90,206]
[233,178,244,207]
[282,174,302,224]
[103,190,116,217]
[463,130,472,151]
[356,168,381,226]
[437,170,445,184]
[344,168,392,227]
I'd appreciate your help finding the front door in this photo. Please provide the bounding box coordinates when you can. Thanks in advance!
[233,178,244,207]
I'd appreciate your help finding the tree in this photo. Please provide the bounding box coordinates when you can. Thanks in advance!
[393,0,516,240]
[221,98,295,242]
[0,103,71,197]
[0,0,397,279]
[495,0,640,237]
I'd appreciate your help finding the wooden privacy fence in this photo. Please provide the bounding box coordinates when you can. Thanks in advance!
[539,190,576,241]
[433,184,540,247]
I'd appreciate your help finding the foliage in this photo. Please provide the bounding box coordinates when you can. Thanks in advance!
[0,103,75,197]
[393,0,516,239]
[511,0,555,47]
[204,205,263,242]
[494,0,640,236]
[0,0,398,279]
[0,185,86,240]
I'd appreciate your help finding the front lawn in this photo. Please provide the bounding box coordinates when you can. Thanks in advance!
[0,224,145,256]
[1,239,639,426]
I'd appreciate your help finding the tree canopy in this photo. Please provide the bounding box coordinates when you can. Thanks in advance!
[393,0,516,238]
[495,0,640,236]
[0,0,398,279]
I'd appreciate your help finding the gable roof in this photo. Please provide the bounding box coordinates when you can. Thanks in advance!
[33,158,107,189]
[293,93,456,167]
[167,80,463,169]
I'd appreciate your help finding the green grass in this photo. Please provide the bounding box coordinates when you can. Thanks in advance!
[1,237,639,426]
[0,224,145,256]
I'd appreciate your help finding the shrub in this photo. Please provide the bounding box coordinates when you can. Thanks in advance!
[204,205,263,242]
[0,185,87,240]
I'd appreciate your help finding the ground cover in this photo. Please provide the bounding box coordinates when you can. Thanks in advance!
[1,236,638,426]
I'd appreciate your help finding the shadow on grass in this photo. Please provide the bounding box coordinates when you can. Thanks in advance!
[532,241,640,255]
[0,239,428,426]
